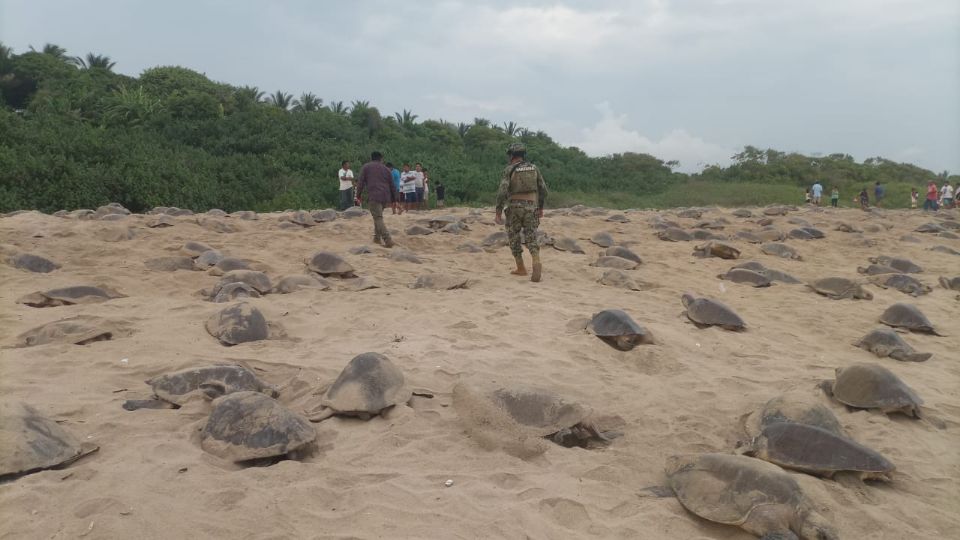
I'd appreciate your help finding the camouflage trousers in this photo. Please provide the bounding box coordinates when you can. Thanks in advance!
[506,201,540,258]
[368,202,391,243]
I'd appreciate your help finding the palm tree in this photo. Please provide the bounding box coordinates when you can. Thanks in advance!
[456,122,471,138]
[267,90,293,110]
[501,121,522,137]
[518,128,533,138]
[328,100,348,115]
[473,117,490,128]
[394,109,418,129]
[293,92,322,112]
[72,53,116,71]
[30,43,70,62]
[235,85,265,104]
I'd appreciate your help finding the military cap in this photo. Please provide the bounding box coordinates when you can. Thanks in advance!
[506,142,526,154]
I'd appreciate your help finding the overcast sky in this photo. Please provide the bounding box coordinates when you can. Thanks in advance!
[2,0,958,172]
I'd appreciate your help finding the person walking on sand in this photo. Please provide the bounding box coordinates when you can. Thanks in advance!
[337,160,355,211]
[495,142,548,282]
[811,181,823,206]
[911,188,919,209]
[874,181,886,208]
[924,181,939,211]
[355,151,398,248]
[830,187,839,207]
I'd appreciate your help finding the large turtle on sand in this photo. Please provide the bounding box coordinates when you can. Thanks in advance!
[681,294,746,331]
[145,256,195,272]
[591,255,638,270]
[305,251,356,278]
[17,285,125,307]
[879,303,942,335]
[205,302,270,345]
[9,253,60,273]
[207,270,272,297]
[590,231,615,247]
[412,273,471,290]
[209,282,261,303]
[929,245,960,256]
[123,365,279,411]
[740,423,895,481]
[15,316,130,347]
[194,249,225,268]
[856,264,900,276]
[761,242,802,260]
[693,241,740,260]
[0,402,99,479]
[733,262,802,284]
[821,363,925,419]
[741,392,845,439]
[939,276,960,291]
[306,353,412,421]
[661,453,837,540]
[807,277,873,300]
[552,237,585,253]
[405,225,434,236]
[208,257,251,275]
[181,241,214,258]
[273,274,333,294]
[868,273,931,297]
[586,309,654,350]
[717,268,772,287]
[854,328,931,362]
[656,227,692,242]
[201,392,316,462]
[869,256,922,273]
[481,231,509,248]
[603,246,641,263]
[453,382,620,453]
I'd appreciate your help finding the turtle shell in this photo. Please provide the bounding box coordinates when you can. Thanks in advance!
[657,227,692,242]
[405,225,434,236]
[590,232,614,247]
[213,270,272,295]
[481,232,509,248]
[0,402,95,478]
[940,276,960,291]
[201,392,315,462]
[181,241,214,258]
[208,257,251,275]
[603,246,641,263]
[732,209,753,218]
[879,303,940,334]
[273,274,332,294]
[591,256,638,270]
[205,302,269,345]
[9,253,60,273]
[210,282,261,303]
[871,274,931,297]
[717,269,771,287]
[147,365,278,405]
[869,256,922,273]
[412,273,470,290]
[760,242,801,260]
[588,309,652,350]
[809,278,872,300]
[311,209,337,222]
[830,363,923,415]
[320,353,411,416]
[145,256,195,272]
[15,316,129,347]
[854,328,931,362]
[744,392,845,439]
[457,383,592,439]
[552,237,585,253]
[194,250,224,268]
[750,423,894,479]
[17,285,125,307]
[306,252,355,277]
[682,294,745,330]
[857,264,900,275]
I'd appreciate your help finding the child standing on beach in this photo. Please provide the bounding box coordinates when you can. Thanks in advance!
[830,187,839,207]
[804,189,811,204]
[910,188,919,209]
[858,188,869,210]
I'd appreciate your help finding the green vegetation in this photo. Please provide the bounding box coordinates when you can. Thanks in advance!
[1,42,954,213]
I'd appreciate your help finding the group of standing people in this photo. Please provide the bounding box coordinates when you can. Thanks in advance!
[916,180,955,211]
[806,179,958,211]
[806,181,841,207]
[337,160,444,213]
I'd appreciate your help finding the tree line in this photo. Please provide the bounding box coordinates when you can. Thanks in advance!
[0,42,952,213]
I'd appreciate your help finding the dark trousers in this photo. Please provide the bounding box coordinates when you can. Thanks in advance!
[339,188,354,211]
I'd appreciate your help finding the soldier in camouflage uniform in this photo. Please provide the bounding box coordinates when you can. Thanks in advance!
[495,142,548,282]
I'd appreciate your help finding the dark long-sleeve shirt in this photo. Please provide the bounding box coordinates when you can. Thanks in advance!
[356,161,398,204]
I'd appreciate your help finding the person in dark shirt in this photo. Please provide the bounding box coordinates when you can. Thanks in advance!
[356,151,399,247]
[435,181,445,208]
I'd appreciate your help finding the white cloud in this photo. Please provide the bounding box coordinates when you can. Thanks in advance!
[575,103,733,171]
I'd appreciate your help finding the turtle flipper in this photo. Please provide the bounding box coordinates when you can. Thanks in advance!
[305,406,335,423]
[637,485,674,498]
[199,382,227,400]
[123,399,177,411]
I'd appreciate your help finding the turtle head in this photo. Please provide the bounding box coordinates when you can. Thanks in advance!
[798,513,838,540]
[680,293,695,308]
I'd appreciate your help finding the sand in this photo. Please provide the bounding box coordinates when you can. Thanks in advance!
[1,205,958,539]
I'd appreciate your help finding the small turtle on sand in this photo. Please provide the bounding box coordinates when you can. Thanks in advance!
[693,241,740,260]
[717,268,772,287]
[597,269,651,291]
[677,208,703,219]
[456,242,484,253]
[232,210,259,220]
[939,276,960,291]
[603,246,641,263]
[201,392,316,462]
[181,241,214,258]
[755,228,786,242]
[17,285,125,307]
[691,230,725,241]
[209,282,261,303]
[656,227,693,242]
[762,205,791,216]
[305,251,356,278]
[914,222,944,234]
[801,227,825,239]
[732,209,753,218]
[412,273,470,290]
[552,237,585,253]
[283,210,315,227]
[681,293,746,330]
[854,328,931,362]
[808,278,873,300]
[869,274,931,297]
[306,353,412,421]
[15,316,130,347]
[821,363,925,419]
[312,209,337,222]
[740,423,895,481]
[788,228,815,240]
[929,245,960,256]
[453,382,620,452]
[441,222,470,234]
[341,206,365,218]
[879,303,942,335]
[591,256,639,270]
[735,231,763,244]
[208,257,251,275]
[0,402,99,479]
[590,232,615,248]
[405,225,434,236]
[482,231,509,248]
[273,274,332,294]
[835,222,861,233]
[868,256,922,273]
[205,302,270,345]
[427,215,459,229]
[194,249,224,268]
[761,242,802,260]
[606,214,630,223]
[145,256,195,272]
[146,215,176,228]
[741,392,845,439]
[209,270,272,296]
[661,453,837,540]
[9,253,60,273]
[856,264,900,276]
[123,365,279,411]
[586,309,653,350]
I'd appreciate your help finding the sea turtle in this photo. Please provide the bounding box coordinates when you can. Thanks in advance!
[606,214,630,223]
[597,269,652,291]
[482,231,509,248]
[856,264,900,276]
[691,230,726,241]
[273,274,333,294]
[788,228,814,240]
[755,217,775,227]
[854,328,932,362]
[741,392,845,439]
[552,237,585,253]
[591,256,639,270]
[389,249,423,264]
[427,215,459,229]
[0,401,99,479]
[681,293,746,330]
[808,278,873,300]
[206,209,228,217]
[305,251,356,278]
[341,206,365,218]
[763,205,791,216]
[312,209,337,222]
[9,253,60,273]
[94,226,135,242]
[914,223,944,234]
[801,227,825,239]
[868,256,922,273]
[586,309,653,350]
[787,217,811,226]
[209,282,261,303]
[145,256,195,272]
[899,235,922,243]
[732,209,753,218]
[205,302,270,345]
[869,274,932,297]
[822,363,924,418]
[452,382,619,452]
[165,207,194,216]
[657,227,692,242]
[348,245,373,255]
[930,245,960,255]
[146,215,176,228]
[664,453,837,540]
[693,219,726,230]
[412,273,470,290]
[15,316,130,347]
[835,222,861,233]
[405,225,434,236]
[181,241,214,258]
[456,242,484,253]
[306,353,412,421]
[16,286,125,307]
[209,270,272,296]
[194,249,225,268]
[761,243,802,260]
[693,241,740,260]
[441,222,470,234]
[208,257,251,275]
[938,231,960,239]
[939,276,960,290]
[201,392,316,462]
[232,210,259,220]
[649,217,682,230]
[603,246,641,263]
[123,365,279,411]
[283,210,315,227]
[740,423,895,481]
[879,303,942,335]
[590,232,615,248]
[755,228,786,242]
[717,268,772,287]
[735,231,764,244]
[677,208,703,219]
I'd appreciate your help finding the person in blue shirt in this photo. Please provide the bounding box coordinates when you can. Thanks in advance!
[874,182,886,208]
[386,162,402,214]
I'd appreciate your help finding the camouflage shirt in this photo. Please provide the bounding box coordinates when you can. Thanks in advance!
[495,161,548,213]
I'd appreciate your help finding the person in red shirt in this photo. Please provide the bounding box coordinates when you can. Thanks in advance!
[923,181,939,211]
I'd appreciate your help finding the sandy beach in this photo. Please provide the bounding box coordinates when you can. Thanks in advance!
[1,204,958,540]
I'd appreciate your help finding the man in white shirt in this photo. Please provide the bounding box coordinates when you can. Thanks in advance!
[811,181,823,206]
[413,162,426,210]
[941,181,954,209]
[338,160,355,211]
[400,163,418,211]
